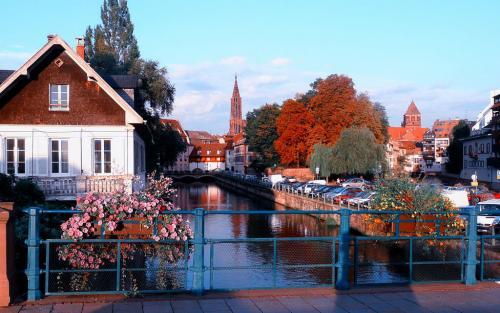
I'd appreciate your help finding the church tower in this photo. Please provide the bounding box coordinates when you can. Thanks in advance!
[229,75,245,135]
[402,100,421,128]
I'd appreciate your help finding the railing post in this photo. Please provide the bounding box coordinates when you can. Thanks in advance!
[336,208,351,290]
[26,207,41,300]
[464,205,478,285]
[192,208,205,295]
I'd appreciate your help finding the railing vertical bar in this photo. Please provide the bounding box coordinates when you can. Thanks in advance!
[210,242,214,290]
[480,236,484,281]
[395,214,400,237]
[331,237,336,286]
[45,241,50,294]
[184,240,189,288]
[116,242,121,291]
[409,238,413,283]
[460,237,465,282]
[273,238,277,288]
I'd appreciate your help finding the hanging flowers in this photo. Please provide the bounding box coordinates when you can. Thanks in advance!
[57,173,193,270]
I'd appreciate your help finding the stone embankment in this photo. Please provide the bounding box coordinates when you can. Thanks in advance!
[214,175,375,233]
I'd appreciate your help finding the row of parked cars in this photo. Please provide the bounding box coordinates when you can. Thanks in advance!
[275,178,375,207]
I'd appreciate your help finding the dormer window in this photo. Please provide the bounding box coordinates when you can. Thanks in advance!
[49,84,69,111]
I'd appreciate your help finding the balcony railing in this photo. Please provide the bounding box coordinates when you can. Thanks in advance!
[33,175,137,200]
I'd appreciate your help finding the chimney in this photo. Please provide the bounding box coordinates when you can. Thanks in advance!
[47,34,56,42]
[76,37,85,59]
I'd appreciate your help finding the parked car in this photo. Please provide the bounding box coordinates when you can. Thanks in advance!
[333,188,363,203]
[323,187,347,199]
[441,189,469,208]
[309,185,335,198]
[476,199,500,234]
[347,191,376,207]
[341,178,369,188]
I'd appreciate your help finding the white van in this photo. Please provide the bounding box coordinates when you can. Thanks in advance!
[303,180,327,194]
[441,189,469,208]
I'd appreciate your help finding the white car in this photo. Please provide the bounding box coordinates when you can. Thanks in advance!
[347,191,376,206]
[476,200,500,234]
[341,178,369,188]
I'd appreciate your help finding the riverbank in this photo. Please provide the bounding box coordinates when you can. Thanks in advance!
[214,175,381,234]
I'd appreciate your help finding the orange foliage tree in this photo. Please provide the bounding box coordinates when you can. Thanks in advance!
[274,99,315,167]
[306,74,386,145]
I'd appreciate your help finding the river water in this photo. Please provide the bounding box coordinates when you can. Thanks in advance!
[173,181,425,289]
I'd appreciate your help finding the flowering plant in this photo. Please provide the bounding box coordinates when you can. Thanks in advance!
[57,173,193,271]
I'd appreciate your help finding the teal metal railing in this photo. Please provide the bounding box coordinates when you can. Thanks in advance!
[24,207,499,300]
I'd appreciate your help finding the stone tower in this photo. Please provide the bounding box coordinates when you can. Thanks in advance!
[229,75,245,135]
[402,100,421,128]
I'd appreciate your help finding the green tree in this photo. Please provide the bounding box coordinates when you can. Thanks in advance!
[309,143,333,178]
[245,103,281,167]
[373,102,390,143]
[84,0,182,170]
[446,120,471,174]
[330,127,387,175]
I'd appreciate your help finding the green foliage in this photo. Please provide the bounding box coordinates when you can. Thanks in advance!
[85,0,180,170]
[373,102,390,144]
[446,120,471,174]
[329,127,387,175]
[309,143,333,178]
[0,174,45,212]
[245,103,281,167]
[147,117,186,170]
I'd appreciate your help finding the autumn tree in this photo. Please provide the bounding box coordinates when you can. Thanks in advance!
[84,0,183,170]
[275,99,315,167]
[245,103,281,167]
[329,127,387,176]
[305,74,386,145]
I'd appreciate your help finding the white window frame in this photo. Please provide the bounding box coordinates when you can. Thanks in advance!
[49,84,70,111]
[93,139,112,175]
[5,138,26,176]
[50,139,69,176]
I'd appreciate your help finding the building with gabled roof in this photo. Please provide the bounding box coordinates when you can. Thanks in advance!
[161,119,193,172]
[0,35,146,200]
[387,101,428,174]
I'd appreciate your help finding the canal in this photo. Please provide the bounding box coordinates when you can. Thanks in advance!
[173,181,421,289]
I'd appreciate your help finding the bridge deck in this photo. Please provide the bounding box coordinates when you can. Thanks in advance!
[9,282,499,313]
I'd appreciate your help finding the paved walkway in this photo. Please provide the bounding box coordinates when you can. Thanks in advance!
[2,284,499,313]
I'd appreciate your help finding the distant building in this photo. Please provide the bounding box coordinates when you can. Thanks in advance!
[229,75,246,135]
[224,76,257,174]
[186,131,225,171]
[161,119,193,172]
[387,101,429,174]
[460,91,500,189]
[421,119,461,173]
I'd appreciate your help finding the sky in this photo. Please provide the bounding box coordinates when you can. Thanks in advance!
[1,0,500,134]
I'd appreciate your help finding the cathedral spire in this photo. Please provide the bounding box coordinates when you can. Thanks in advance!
[229,75,245,135]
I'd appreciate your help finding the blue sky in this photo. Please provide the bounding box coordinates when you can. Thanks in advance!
[1,0,499,134]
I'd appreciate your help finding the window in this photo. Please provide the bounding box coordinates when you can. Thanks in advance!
[50,139,69,174]
[207,150,211,155]
[487,143,491,154]
[6,138,25,175]
[464,160,467,168]
[464,145,467,155]
[94,139,111,174]
[480,144,484,153]
[49,84,69,110]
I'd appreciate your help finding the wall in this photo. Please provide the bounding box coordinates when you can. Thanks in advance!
[0,125,141,177]
[0,51,125,125]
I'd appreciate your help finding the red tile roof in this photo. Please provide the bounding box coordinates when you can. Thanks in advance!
[388,126,428,142]
[432,119,460,138]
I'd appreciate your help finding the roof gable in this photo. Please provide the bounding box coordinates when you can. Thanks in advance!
[405,101,421,115]
[0,35,143,125]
